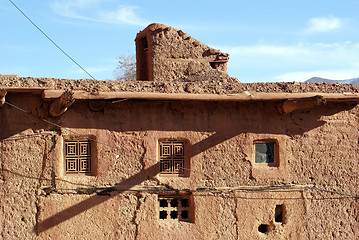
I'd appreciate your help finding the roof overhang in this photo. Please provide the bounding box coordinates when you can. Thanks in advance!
[41,90,359,102]
[2,88,358,115]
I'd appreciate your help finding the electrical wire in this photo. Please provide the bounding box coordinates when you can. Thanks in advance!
[1,132,56,189]
[2,100,358,198]
[1,132,52,140]
[3,101,268,187]
[8,0,96,80]
[5,0,357,199]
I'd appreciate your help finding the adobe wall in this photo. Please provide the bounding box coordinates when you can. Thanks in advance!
[136,23,229,81]
[0,92,358,239]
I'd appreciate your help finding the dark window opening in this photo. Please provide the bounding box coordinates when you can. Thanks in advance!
[159,199,168,207]
[258,224,268,233]
[181,210,188,219]
[275,205,284,223]
[158,197,190,221]
[170,199,178,207]
[137,37,149,81]
[210,62,217,69]
[181,199,188,207]
[209,62,226,70]
[254,141,276,164]
[209,61,226,70]
[159,211,167,219]
[142,37,148,50]
[170,211,178,219]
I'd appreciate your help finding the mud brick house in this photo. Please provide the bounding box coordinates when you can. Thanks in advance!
[0,23,358,240]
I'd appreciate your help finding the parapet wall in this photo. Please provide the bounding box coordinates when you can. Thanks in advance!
[135,23,229,81]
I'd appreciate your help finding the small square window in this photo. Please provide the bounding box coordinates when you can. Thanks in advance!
[65,140,92,174]
[254,141,277,165]
[158,196,191,221]
[159,140,188,175]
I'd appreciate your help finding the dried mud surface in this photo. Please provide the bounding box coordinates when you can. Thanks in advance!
[1,72,359,94]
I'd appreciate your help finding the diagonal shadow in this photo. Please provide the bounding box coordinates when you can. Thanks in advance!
[190,131,240,158]
[1,168,100,188]
[36,163,159,234]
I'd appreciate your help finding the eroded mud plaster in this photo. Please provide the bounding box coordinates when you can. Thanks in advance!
[0,23,358,239]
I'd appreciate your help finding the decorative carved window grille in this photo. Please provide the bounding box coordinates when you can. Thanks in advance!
[159,141,185,174]
[65,140,91,174]
[159,197,190,221]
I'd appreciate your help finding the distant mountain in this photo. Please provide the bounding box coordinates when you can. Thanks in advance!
[305,77,359,86]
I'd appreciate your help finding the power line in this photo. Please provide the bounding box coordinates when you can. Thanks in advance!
[5,0,357,199]
[1,132,56,189]
[8,0,96,80]
[1,132,52,141]
[51,185,358,199]
[3,100,267,187]
[3,100,358,198]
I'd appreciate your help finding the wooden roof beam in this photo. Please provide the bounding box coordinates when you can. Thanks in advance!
[277,95,327,114]
[0,89,7,107]
[49,90,75,117]
[42,90,359,102]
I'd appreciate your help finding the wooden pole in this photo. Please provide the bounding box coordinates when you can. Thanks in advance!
[49,90,75,117]
[0,89,7,107]
[278,95,327,114]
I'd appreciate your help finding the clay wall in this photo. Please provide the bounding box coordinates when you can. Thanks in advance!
[0,92,358,239]
[135,24,229,82]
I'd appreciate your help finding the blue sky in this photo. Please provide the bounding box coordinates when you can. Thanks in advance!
[1,0,359,83]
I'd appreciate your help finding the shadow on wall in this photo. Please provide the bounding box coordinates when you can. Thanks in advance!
[1,168,99,188]
[1,97,356,158]
[35,163,159,234]
[35,186,356,234]
[1,95,357,234]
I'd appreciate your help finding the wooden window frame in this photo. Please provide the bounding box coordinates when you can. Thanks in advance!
[64,139,92,175]
[158,140,189,176]
[253,140,279,167]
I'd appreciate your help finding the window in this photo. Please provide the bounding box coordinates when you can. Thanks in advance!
[136,36,149,81]
[275,204,284,223]
[159,140,187,175]
[159,196,190,221]
[65,140,92,174]
[254,141,277,165]
[250,137,287,180]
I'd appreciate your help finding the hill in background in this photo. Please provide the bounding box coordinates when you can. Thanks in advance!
[305,77,359,86]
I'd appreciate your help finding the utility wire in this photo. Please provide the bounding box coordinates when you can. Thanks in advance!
[6,0,358,199]
[3,100,268,187]
[9,0,96,80]
[3,100,358,198]
[0,132,56,189]
[1,132,52,141]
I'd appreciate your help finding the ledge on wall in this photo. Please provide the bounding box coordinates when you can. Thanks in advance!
[41,90,359,102]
